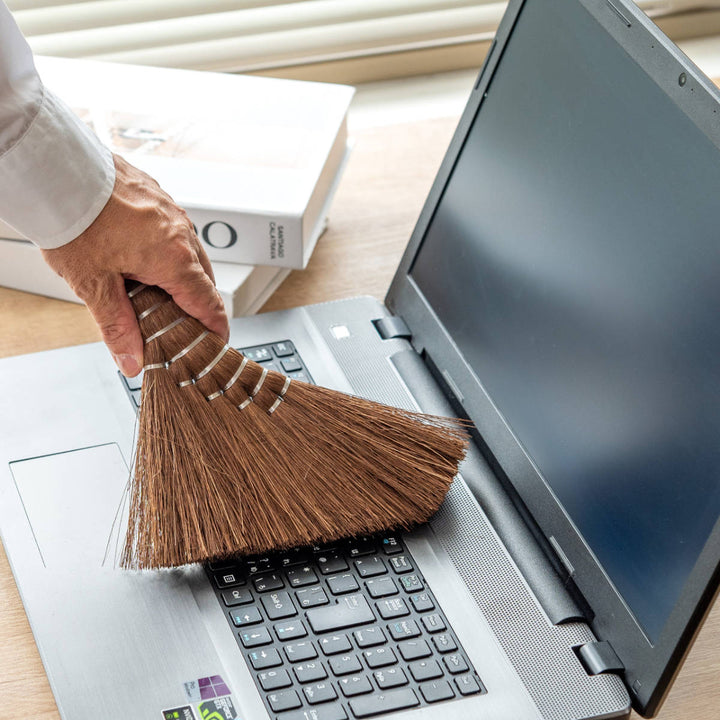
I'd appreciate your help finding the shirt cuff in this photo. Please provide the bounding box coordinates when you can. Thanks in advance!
[0,86,115,249]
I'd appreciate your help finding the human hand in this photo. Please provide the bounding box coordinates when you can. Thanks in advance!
[41,153,229,377]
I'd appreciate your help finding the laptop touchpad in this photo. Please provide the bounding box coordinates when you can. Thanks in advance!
[10,443,130,568]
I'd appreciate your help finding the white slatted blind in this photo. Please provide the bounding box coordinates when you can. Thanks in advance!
[7,0,720,79]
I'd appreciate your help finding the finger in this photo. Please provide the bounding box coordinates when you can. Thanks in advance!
[193,232,216,285]
[159,261,230,342]
[84,274,144,376]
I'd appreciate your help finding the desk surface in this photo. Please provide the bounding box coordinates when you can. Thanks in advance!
[1,116,719,720]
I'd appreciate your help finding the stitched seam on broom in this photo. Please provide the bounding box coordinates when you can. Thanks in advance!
[144,331,211,372]
[137,300,171,320]
[267,376,291,415]
[144,316,186,344]
[127,284,147,298]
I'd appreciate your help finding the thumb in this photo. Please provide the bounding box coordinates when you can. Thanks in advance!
[84,274,144,377]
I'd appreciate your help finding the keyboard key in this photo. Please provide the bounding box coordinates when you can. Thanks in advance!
[261,591,297,620]
[221,587,253,607]
[409,659,443,682]
[420,679,455,703]
[288,371,309,382]
[388,619,421,641]
[443,653,469,674]
[346,536,377,557]
[274,620,307,641]
[303,681,338,705]
[317,552,349,575]
[285,641,318,663]
[380,536,404,555]
[355,557,387,578]
[239,628,272,648]
[398,639,432,661]
[353,626,386,648]
[267,689,301,712]
[389,556,413,574]
[456,674,482,696]
[432,634,457,654]
[363,646,397,669]
[293,661,327,684]
[313,542,342,554]
[229,607,262,627]
[319,633,352,656]
[327,574,360,595]
[248,648,282,670]
[399,575,424,593]
[245,557,275,574]
[374,667,408,690]
[329,654,363,676]
[349,688,419,718]
[279,548,313,568]
[339,675,373,697]
[421,613,446,634]
[283,707,348,720]
[366,577,398,599]
[208,557,237,570]
[376,597,410,620]
[410,593,435,613]
[258,669,292,691]
[244,346,273,363]
[296,587,329,608]
[306,595,375,633]
[281,357,303,373]
[213,569,246,589]
[272,342,294,358]
[287,565,319,587]
[253,573,284,593]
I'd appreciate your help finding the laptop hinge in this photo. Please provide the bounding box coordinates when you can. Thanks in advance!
[373,316,412,341]
[576,640,625,676]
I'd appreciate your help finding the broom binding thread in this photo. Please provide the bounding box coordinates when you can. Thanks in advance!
[145,316,185,344]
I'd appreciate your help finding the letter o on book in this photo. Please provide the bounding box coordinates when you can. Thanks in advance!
[201,221,238,249]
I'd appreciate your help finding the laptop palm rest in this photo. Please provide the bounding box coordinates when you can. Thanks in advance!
[7,444,240,719]
[10,443,128,568]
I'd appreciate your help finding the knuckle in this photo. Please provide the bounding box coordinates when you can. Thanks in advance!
[99,320,133,346]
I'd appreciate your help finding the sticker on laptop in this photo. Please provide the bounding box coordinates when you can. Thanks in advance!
[184,675,232,703]
[197,696,239,720]
[161,706,196,720]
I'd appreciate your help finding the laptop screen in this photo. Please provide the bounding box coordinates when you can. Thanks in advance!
[410,0,720,644]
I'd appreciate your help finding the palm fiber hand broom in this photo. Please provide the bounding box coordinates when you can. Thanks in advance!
[122,283,468,569]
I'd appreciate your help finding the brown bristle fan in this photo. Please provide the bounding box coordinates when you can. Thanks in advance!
[122,282,469,570]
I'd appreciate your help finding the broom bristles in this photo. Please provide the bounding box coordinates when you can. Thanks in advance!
[123,285,469,569]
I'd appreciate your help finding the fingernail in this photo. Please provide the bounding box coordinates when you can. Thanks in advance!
[114,353,141,377]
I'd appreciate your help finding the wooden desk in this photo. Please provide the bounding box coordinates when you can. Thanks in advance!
[1,116,718,720]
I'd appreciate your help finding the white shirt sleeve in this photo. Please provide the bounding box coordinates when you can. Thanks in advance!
[0,2,115,249]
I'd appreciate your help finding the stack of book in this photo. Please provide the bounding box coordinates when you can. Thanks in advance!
[0,57,354,316]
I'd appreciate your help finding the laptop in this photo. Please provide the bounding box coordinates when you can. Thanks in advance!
[3,0,720,718]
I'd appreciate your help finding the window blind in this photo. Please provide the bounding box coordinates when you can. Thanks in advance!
[8,0,720,81]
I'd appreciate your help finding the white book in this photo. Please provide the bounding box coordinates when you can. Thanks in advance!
[0,56,354,268]
[0,237,291,318]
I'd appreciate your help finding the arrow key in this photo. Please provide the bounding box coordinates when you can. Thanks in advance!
[229,607,262,627]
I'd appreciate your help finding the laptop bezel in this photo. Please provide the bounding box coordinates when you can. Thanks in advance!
[385,0,720,716]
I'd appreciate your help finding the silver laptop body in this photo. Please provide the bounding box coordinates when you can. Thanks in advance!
[3,1,720,719]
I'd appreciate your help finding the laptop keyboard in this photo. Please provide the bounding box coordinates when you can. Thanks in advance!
[208,535,484,719]
[120,339,484,718]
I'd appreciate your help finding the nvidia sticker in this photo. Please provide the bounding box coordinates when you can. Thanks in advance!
[161,706,195,720]
[197,696,239,720]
